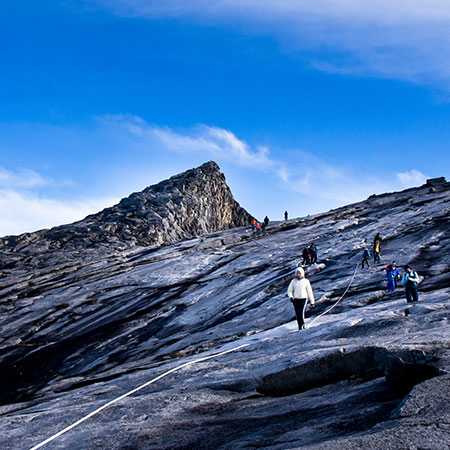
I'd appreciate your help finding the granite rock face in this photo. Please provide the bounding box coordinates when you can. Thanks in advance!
[0,161,253,267]
[0,174,449,450]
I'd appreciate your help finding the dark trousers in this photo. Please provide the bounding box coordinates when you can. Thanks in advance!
[406,284,419,303]
[291,298,307,329]
[374,252,380,263]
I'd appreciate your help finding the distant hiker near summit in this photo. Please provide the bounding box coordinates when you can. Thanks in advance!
[287,267,315,330]
[402,265,420,303]
[284,210,288,221]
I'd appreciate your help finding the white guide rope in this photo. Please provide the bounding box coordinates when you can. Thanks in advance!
[245,229,271,249]
[29,343,249,450]
[307,263,359,328]
[28,238,355,449]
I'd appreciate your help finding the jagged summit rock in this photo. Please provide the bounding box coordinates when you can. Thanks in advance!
[78,160,253,246]
[0,161,254,264]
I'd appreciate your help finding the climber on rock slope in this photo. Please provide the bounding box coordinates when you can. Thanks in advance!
[287,267,315,330]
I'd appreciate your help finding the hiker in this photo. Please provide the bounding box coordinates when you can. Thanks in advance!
[250,219,260,233]
[385,263,399,292]
[284,210,288,221]
[373,233,382,264]
[301,247,311,266]
[402,265,420,303]
[309,243,317,264]
[361,248,371,269]
[261,216,269,231]
[287,267,315,330]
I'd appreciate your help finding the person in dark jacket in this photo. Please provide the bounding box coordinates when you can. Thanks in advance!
[402,265,420,303]
[302,247,311,266]
[284,210,288,221]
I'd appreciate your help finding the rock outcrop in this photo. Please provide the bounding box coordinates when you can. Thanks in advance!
[0,172,449,450]
[0,161,254,268]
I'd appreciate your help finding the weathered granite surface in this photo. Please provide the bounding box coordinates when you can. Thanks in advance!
[0,171,449,449]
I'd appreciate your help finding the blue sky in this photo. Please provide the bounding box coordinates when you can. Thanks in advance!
[1,1,450,236]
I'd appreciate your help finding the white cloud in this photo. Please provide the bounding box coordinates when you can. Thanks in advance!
[0,189,118,237]
[0,167,52,188]
[94,0,450,86]
[153,125,275,170]
[107,115,284,173]
[396,169,428,187]
[287,159,383,204]
[0,165,117,236]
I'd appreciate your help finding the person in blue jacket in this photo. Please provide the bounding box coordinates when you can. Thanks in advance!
[386,262,400,292]
[361,248,371,269]
[402,265,420,303]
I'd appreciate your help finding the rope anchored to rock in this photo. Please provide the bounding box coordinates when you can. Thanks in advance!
[307,263,359,329]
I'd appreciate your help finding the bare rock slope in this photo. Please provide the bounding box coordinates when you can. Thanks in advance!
[0,169,449,450]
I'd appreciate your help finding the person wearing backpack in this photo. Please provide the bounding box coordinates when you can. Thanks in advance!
[361,248,371,269]
[402,265,420,303]
[301,247,311,265]
[287,267,315,330]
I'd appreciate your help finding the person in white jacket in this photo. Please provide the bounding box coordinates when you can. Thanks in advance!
[287,267,315,330]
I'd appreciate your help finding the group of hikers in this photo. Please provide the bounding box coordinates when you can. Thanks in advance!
[250,211,288,233]
[360,233,420,299]
[251,216,270,233]
[249,217,422,331]
[286,232,421,330]
[301,243,317,265]
[361,232,382,267]
[382,260,420,302]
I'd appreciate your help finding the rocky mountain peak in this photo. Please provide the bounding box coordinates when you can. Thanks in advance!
[0,161,254,265]
[85,160,253,246]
